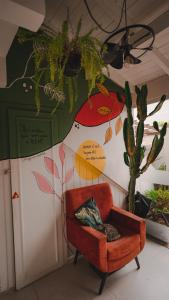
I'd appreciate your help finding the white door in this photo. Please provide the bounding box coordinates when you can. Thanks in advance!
[9,110,67,289]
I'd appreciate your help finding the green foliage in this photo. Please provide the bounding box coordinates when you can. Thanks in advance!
[145,189,158,202]
[145,189,169,213]
[158,163,167,171]
[17,19,106,113]
[123,81,167,212]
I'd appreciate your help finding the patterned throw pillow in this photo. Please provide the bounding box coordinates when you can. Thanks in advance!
[75,198,103,228]
[97,224,121,242]
[74,198,120,242]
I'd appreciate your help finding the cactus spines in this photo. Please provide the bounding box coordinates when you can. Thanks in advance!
[123,82,167,212]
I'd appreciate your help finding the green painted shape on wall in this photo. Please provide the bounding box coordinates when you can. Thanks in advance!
[0,39,124,160]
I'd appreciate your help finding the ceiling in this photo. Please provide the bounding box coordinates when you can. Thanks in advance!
[44,0,169,100]
[1,0,169,101]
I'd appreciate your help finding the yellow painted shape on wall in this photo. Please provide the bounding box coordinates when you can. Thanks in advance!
[75,140,106,180]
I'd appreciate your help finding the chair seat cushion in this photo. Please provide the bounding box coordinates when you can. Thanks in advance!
[107,232,140,261]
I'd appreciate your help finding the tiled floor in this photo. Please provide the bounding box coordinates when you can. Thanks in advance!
[1,239,169,300]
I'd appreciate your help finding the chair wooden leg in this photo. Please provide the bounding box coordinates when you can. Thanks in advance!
[98,273,108,295]
[74,250,79,265]
[135,256,140,270]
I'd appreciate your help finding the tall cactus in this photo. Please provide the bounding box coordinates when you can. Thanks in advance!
[122,81,167,212]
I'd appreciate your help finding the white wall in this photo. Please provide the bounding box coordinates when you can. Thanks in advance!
[0,160,15,292]
[64,110,129,191]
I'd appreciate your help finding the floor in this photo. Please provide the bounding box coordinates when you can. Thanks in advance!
[1,239,169,300]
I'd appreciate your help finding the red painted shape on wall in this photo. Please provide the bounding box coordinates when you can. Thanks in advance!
[75,91,125,127]
[12,192,20,199]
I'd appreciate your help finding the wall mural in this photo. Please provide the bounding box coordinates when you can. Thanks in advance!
[75,88,124,127]
[0,39,125,186]
[75,140,106,180]
[0,40,125,160]
[33,143,73,200]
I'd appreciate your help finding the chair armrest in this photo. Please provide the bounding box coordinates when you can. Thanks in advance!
[66,218,107,272]
[110,206,146,250]
[81,225,107,241]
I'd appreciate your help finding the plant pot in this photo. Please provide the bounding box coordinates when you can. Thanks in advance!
[146,219,169,243]
[162,212,169,226]
[64,51,81,77]
[134,191,151,218]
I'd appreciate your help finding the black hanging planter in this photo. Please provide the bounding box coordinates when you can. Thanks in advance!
[64,51,81,77]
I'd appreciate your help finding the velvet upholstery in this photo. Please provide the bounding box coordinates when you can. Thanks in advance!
[66,183,113,222]
[66,183,146,273]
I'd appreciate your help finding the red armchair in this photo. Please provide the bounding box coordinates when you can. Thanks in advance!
[66,183,146,294]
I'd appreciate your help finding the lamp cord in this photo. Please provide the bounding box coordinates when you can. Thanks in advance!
[83,0,126,34]
[124,0,127,28]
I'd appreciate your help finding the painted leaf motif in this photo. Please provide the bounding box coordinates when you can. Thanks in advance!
[59,143,65,166]
[104,127,112,145]
[33,171,55,194]
[64,168,74,184]
[44,157,60,178]
[97,106,112,116]
[115,116,123,135]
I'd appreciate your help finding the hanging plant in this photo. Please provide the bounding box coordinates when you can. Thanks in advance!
[17,18,106,113]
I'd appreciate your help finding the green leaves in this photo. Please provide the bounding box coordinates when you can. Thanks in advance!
[35,81,40,114]
[66,77,78,113]
[17,18,105,113]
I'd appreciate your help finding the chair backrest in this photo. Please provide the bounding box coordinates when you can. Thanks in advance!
[65,182,113,222]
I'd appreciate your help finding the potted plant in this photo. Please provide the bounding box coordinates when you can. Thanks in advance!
[17,19,106,113]
[144,188,169,243]
[121,81,167,213]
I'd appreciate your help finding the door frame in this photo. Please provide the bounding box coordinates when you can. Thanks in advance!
[0,159,15,292]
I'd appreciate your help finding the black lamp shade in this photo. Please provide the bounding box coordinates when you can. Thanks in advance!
[124,52,141,65]
[103,43,124,69]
